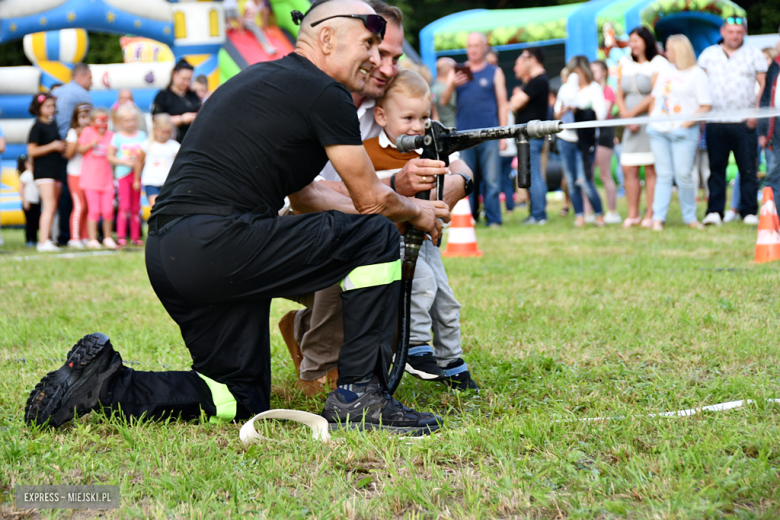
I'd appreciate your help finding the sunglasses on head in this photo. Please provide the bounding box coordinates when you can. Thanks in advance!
[725,16,745,26]
[292,10,386,39]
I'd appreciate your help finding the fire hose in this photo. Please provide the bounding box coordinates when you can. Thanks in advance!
[385,119,564,394]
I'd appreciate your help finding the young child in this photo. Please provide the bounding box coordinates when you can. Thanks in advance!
[64,103,92,247]
[192,75,210,103]
[364,68,479,392]
[243,0,276,55]
[27,93,65,252]
[78,108,117,249]
[137,113,180,208]
[17,154,40,247]
[108,104,146,246]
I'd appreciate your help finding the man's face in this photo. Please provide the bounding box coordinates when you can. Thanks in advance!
[466,34,487,63]
[361,22,404,99]
[375,94,430,141]
[332,20,381,92]
[76,70,93,90]
[514,53,529,80]
[721,23,746,50]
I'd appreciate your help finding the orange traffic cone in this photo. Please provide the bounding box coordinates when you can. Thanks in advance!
[443,198,483,257]
[755,187,780,263]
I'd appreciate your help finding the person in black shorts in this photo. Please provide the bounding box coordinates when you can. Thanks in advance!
[27,93,66,252]
[25,0,450,436]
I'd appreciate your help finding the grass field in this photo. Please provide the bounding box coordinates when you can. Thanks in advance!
[1,194,779,519]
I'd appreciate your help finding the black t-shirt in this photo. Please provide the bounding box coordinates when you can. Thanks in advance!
[152,53,362,219]
[28,119,63,180]
[152,88,201,143]
[515,73,550,125]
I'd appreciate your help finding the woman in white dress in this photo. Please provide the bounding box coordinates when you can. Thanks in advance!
[616,27,669,228]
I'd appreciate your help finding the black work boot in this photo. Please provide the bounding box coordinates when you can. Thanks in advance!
[25,333,123,428]
[322,379,442,435]
[441,358,480,393]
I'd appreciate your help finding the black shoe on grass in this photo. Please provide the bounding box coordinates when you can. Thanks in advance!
[322,381,442,435]
[25,333,122,428]
[405,351,446,381]
[441,359,480,393]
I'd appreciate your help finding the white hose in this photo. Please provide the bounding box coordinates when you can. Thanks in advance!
[239,409,331,444]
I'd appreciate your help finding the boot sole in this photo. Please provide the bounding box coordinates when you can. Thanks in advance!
[327,421,440,436]
[404,363,445,381]
[24,333,120,428]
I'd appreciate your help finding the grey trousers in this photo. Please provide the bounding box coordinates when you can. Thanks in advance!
[292,240,464,380]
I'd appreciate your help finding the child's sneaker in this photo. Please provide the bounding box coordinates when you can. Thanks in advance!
[103,237,118,250]
[441,359,480,393]
[405,349,446,381]
[86,240,102,249]
[116,238,128,247]
[36,240,60,252]
[131,239,144,247]
[68,239,85,249]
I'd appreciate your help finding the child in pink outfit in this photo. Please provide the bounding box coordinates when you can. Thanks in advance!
[108,104,146,246]
[78,108,116,249]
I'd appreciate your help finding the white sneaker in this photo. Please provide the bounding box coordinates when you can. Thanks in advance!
[81,238,90,246]
[584,213,596,224]
[702,212,723,226]
[743,214,759,225]
[36,240,60,252]
[103,237,117,250]
[86,240,102,249]
[604,211,623,225]
[67,239,85,249]
[723,209,740,223]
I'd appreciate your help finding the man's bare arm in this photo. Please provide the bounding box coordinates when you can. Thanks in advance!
[327,144,450,242]
[288,181,358,214]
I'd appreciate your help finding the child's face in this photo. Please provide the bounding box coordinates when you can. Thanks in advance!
[77,111,91,128]
[192,82,208,100]
[93,114,109,134]
[375,94,431,142]
[119,113,138,134]
[40,98,56,120]
[154,126,173,143]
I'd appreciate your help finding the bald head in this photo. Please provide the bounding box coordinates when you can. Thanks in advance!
[295,0,381,93]
[465,32,488,66]
[298,0,375,41]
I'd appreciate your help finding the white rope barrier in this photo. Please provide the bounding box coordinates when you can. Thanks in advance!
[560,107,780,130]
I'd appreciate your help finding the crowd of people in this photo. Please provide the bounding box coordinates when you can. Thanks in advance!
[15,61,200,251]
[429,17,774,232]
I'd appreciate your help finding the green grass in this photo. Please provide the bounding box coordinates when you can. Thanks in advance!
[1,193,779,519]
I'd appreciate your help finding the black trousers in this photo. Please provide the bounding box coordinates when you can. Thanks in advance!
[104,210,401,421]
[705,123,759,218]
[24,203,41,243]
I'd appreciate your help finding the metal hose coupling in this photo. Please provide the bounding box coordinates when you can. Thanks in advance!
[525,120,563,139]
[396,134,431,154]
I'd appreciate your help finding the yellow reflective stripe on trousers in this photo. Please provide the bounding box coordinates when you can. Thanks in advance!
[197,372,237,423]
[341,259,402,291]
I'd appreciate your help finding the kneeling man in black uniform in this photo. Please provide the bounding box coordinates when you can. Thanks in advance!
[24,0,450,435]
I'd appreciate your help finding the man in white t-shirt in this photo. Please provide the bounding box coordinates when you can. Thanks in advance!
[698,17,767,225]
[280,1,474,396]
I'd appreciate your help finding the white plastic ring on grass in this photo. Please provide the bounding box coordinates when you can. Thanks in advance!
[239,409,331,444]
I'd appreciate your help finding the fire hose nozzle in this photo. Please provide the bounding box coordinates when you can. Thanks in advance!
[396,134,428,153]
[525,120,563,139]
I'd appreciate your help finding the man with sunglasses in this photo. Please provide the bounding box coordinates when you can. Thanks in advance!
[25,0,450,436]
[280,1,476,396]
[698,15,766,226]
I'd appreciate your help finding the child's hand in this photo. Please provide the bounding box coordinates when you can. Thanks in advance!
[52,140,67,153]
[132,179,141,191]
[122,157,136,167]
[91,138,100,148]
[22,200,30,211]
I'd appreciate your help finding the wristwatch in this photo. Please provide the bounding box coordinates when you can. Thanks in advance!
[451,171,474,197]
